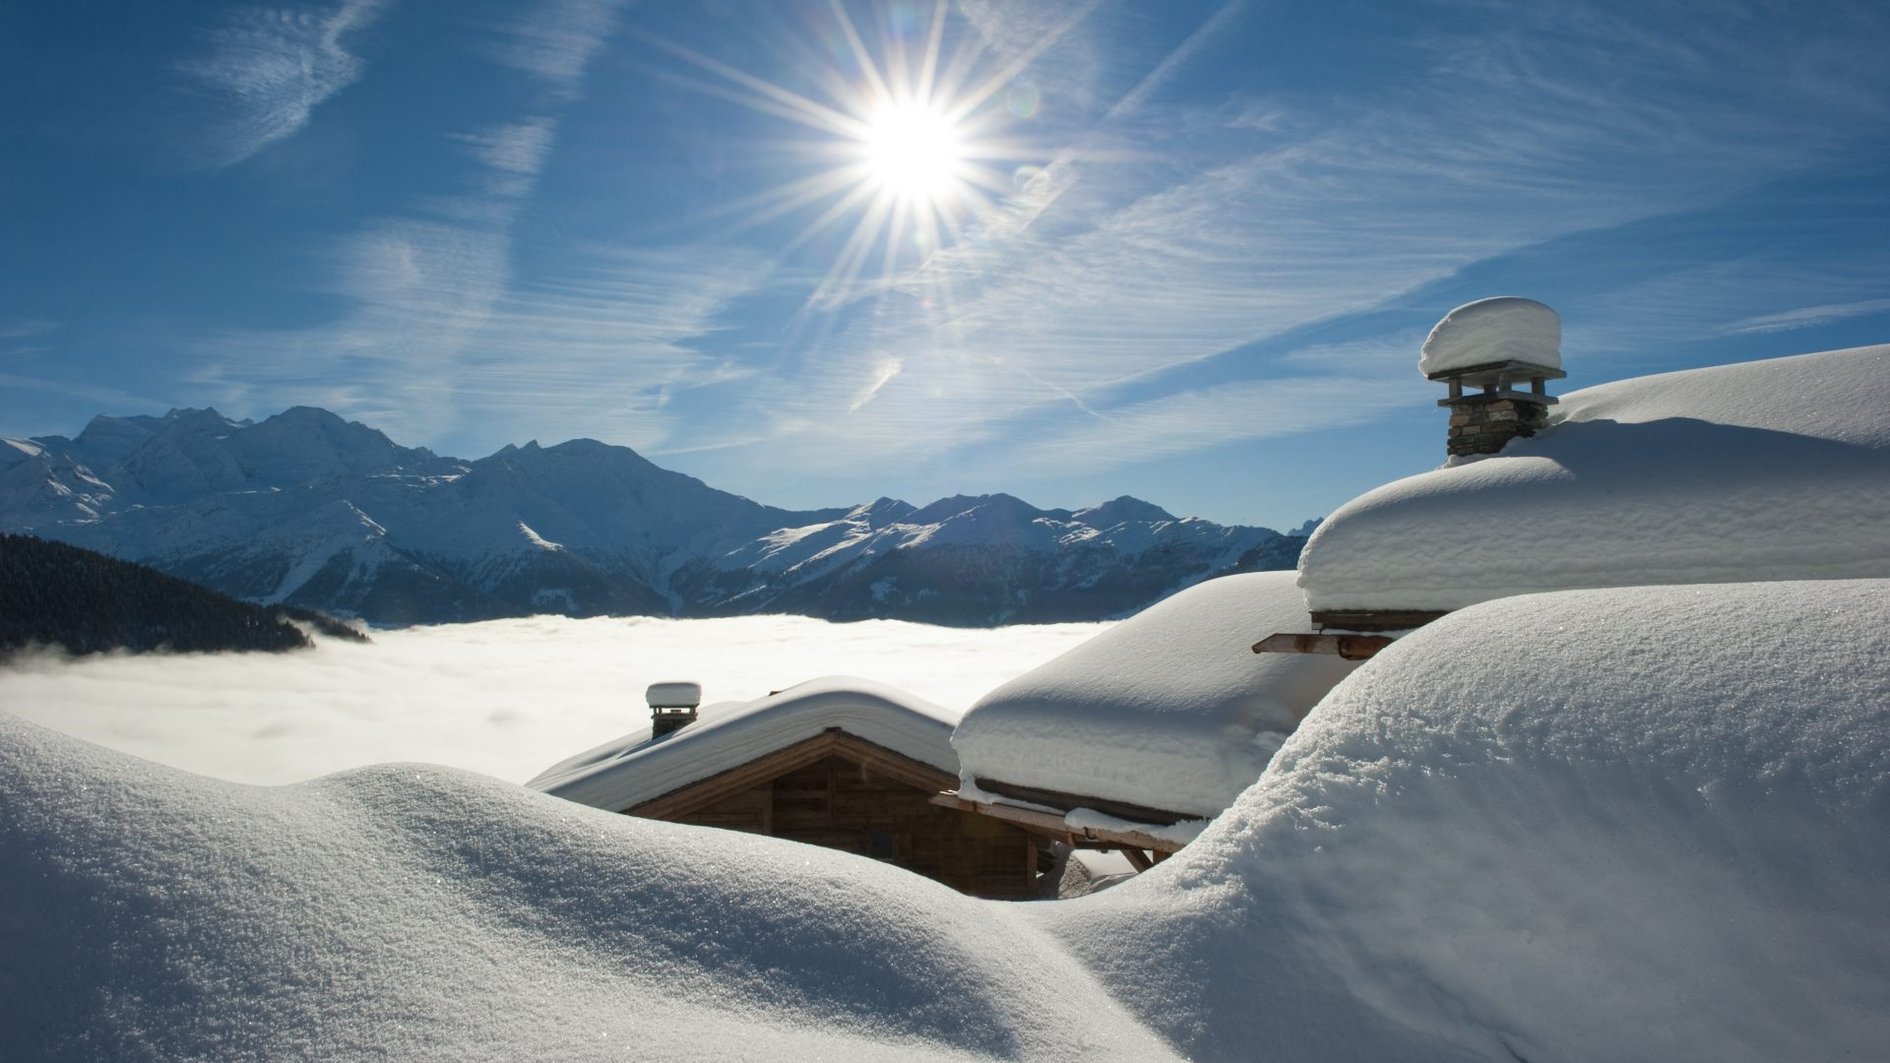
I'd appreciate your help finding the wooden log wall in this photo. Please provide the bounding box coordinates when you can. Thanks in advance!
[672,753,1037,900]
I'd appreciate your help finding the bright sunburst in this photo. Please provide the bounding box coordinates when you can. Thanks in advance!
[637,1,1082,308]
[858,99,965,206]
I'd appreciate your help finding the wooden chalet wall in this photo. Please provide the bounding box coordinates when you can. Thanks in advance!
[626,729,1039,900]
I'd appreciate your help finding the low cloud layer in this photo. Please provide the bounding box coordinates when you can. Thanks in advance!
[0,615,1105,786]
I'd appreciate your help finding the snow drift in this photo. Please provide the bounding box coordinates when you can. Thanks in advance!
[0,712,1177,1061]
[1045,578,1890,1061]
[953,571,1361,818]
[1300,344,1890,612]
[3,580,1886,1059]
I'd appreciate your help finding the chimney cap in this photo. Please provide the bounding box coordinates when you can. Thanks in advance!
[1420,297,1561,378]
[646,681,702,710]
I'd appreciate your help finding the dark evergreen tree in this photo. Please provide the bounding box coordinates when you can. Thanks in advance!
[0,534,367,659]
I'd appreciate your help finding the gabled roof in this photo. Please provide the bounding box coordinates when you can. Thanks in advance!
[529,675,960,813]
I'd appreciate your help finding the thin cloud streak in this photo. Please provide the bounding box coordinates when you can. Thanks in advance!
[190,0,671,446]
[728,0,1890,476]
[1008,376,1419,473]
[494,0,626,94]
[175,0,389,169]
[1721,298,1890,336]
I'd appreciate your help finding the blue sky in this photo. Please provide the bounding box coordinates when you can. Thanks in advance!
[3,0,1887,529]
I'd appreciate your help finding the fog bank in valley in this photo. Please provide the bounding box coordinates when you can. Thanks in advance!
[0,615,1108,785]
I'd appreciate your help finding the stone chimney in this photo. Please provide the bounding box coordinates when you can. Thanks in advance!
[647,681,702,738]
[1421,297,1565,457]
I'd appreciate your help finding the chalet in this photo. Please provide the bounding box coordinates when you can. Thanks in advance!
[943,571,1364,860]
[1266,306,1890,662]
[530,677,1044,899]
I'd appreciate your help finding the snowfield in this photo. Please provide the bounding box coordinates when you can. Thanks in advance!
[4,578,1886,1060]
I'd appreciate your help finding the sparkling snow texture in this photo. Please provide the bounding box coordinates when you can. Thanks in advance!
[1301,344,1890,612]
[953,571,1361,817]
[4,579,1885,1060]
[1417,296,1562,376]
[0,713,1177,1061]
[1042,578,1890,1062]
[530,676,960,811]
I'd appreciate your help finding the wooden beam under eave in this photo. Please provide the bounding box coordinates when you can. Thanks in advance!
[1307,608,1449,633]
[931,793,1188,854]
[1251,632,1396,660]
[628,728,956,821]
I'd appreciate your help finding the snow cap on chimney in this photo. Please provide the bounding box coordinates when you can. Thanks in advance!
[647,681,701,738]
[1420,296,1561,378]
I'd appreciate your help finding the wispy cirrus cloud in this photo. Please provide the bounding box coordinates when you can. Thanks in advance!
[175,0,389,169]
[193,235,777,451]
[188,0,681,447]
[1720,298,1890,336]
[0,320,61,342]
[1007,375,1420,474]
[726,0,1890,478]
[489,0,626,95]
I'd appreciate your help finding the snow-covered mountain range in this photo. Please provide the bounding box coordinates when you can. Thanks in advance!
[0,407,1306,625]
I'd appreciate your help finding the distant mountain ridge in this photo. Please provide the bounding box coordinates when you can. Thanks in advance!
[0,407,1309,626]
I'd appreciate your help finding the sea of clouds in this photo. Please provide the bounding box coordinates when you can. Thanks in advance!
[0,615,1107,785]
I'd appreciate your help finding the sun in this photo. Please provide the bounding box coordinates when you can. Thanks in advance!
[635,0,1078,304]
[858,100,965,206]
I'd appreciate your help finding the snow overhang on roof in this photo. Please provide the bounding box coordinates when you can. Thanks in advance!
[1300,344,1890,614]
[529,675,961,813]
[952,571,1363,822]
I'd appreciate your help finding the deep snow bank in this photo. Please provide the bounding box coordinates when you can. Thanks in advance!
[7,580,1885,1061]
[1300,344,1890,612]
[954,572,1361,818]
[1039,579,1890,1062]
[0,715,1176,1062]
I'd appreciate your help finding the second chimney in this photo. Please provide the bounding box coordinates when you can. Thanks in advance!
[647,681,702,738]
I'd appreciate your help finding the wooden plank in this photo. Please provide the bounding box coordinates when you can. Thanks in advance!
[1120,848,1154,872]
[1251,632,1395,660]
[971,777,1196,827]
[628,731,845,819]
[1307,609,1449,633]
[827,732,958,793]
[627,728,956,821]
[931,793,1187,854]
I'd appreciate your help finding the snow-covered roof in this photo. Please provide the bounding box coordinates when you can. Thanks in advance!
[1418,295,1562,376]
[530,675,960,811]
[1301,344,1890,613]
[953,571,1362,820]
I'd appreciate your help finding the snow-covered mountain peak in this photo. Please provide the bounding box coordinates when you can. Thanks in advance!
[4,405,1308,625]
[1072,495,1177,528]
[846,497,919,525]
[904,492,1040,525]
